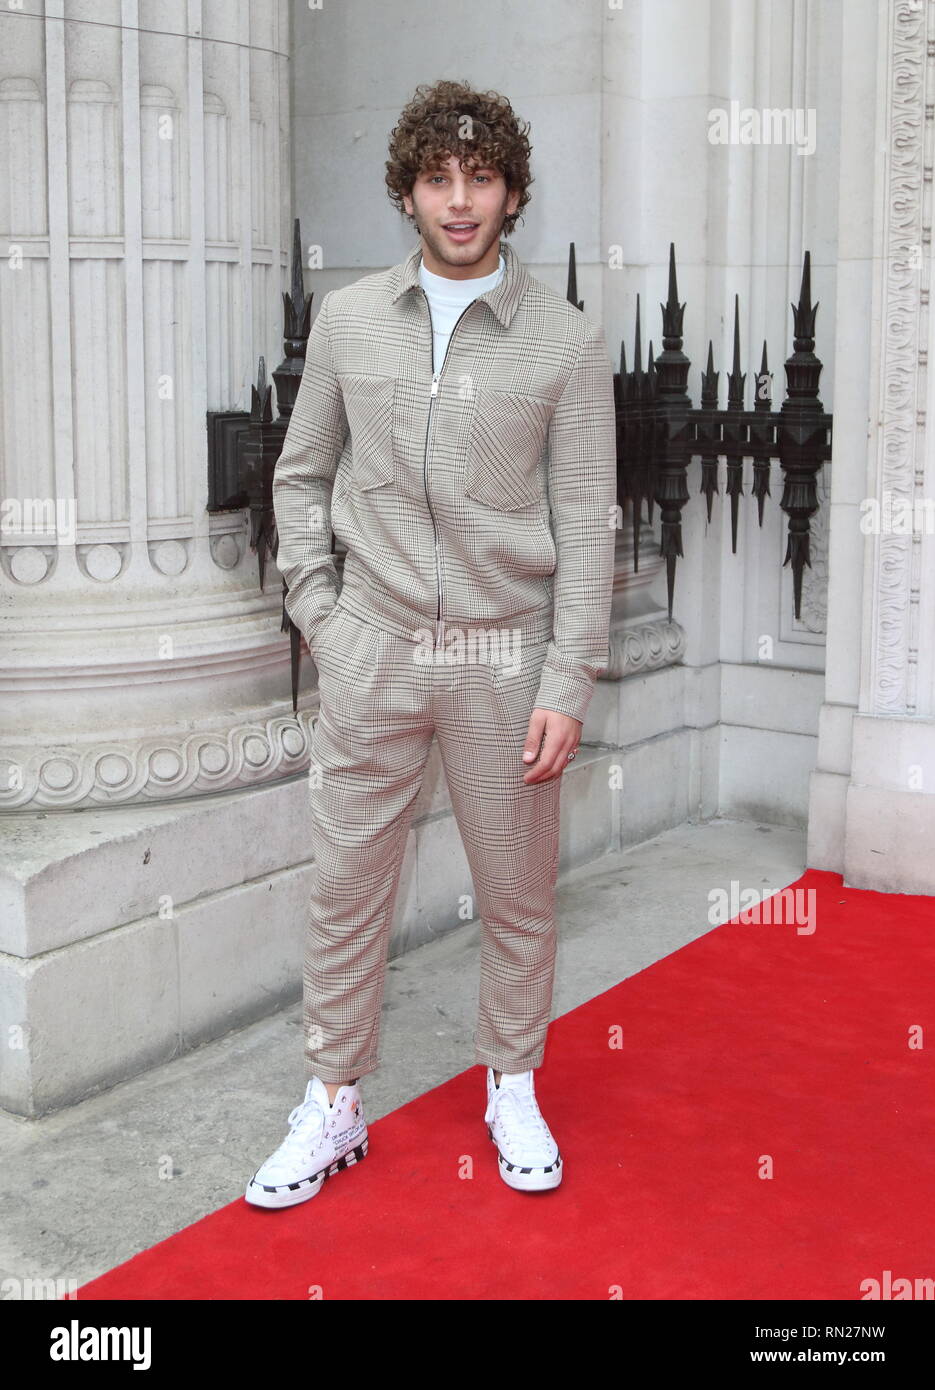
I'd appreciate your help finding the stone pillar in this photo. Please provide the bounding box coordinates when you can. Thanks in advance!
[0,0,309,1117]
[0,0,301,814]
[808,0,935,893]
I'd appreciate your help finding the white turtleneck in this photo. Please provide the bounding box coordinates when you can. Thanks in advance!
[419,252,505,372]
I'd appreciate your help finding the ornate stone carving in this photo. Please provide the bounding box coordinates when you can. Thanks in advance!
[0,710,318,810]
[603,618,686,679]
[7,547,53,584]
[873,0,929,713]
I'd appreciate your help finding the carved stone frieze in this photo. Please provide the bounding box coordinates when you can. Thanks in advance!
[872,0,929,713]
[604,618,686,679]
[0,709,318,811]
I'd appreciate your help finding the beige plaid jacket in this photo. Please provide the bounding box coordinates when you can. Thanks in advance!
[272,238,617,725]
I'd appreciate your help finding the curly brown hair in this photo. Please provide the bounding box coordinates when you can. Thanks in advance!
[385,79,533,237]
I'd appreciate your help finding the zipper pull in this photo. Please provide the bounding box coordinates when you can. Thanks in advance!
[430,374,440,396]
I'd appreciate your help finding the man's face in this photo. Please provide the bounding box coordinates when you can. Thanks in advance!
[403,153,520,278]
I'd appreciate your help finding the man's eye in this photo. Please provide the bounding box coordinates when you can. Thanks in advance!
[426,172,493,182]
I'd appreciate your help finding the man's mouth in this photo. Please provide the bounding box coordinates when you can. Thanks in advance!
[442,222,480,241]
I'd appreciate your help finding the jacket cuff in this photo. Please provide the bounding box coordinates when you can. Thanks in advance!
[283,580,335,646]
[531,666,597,726]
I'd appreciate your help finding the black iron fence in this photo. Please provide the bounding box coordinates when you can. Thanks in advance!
[207,225,833,709]
[599,241,833,623]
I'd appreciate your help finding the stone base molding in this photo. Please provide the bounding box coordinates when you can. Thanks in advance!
[0,705,317,811]
[606,618,686,679]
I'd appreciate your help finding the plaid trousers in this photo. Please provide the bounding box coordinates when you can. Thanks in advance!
[302,602,562,1084]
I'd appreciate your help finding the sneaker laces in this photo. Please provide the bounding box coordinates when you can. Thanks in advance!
[486,1080,552,1144]
[273,1091,328,1163]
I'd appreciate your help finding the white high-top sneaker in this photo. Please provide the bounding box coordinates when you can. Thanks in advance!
[484,1067,563,1191]
[245,1076,368,1209]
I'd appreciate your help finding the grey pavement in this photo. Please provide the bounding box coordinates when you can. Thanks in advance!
[0,816,805,1297]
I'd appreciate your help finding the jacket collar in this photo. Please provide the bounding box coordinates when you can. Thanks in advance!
[390,237,529,329]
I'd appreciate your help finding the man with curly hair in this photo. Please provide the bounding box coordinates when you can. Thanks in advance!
[249,79,617,1208]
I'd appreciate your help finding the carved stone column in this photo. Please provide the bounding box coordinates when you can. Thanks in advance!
[810,0,935,893]
[0,0,308,1117]
[0,0,302,814]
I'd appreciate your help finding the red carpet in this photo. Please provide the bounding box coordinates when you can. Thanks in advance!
[79,868,934,1300]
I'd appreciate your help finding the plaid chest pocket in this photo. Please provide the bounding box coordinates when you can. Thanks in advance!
[465,389,554,511]
[337,373,397,491]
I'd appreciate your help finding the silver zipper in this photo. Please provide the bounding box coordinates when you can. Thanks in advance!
[420,288,476,650]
